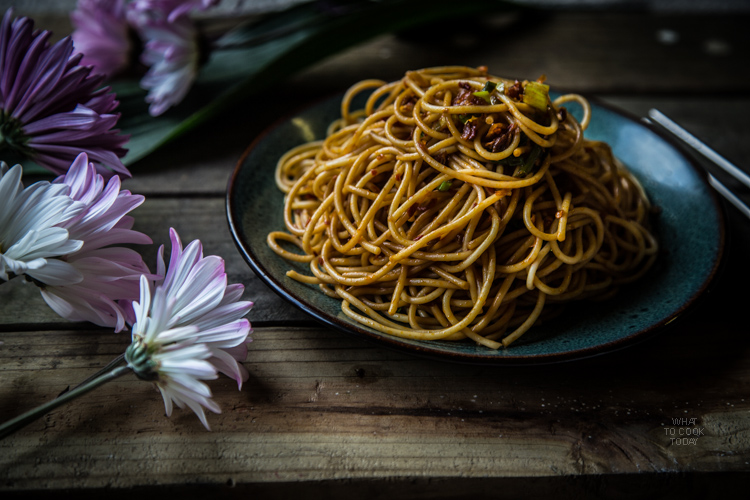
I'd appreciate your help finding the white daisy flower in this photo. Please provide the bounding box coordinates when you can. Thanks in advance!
[0,162,84,285]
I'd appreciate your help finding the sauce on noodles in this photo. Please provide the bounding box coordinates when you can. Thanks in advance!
[267,66,658,349]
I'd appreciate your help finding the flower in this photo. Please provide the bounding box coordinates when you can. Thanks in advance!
[138,13,200,117]
[0,154,151,330]
[0,162,84,285]
[129,0,212,117]
[126,228,253,428]
[131,0,221,23]
[0,9,130,177]
[71,0,133,79]
[39,153,152,332]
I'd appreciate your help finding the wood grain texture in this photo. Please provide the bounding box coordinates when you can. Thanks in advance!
[292,12,750,95]
[2,8,750,498]
[1,317,749,492]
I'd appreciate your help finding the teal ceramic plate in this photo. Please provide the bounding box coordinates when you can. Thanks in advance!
[227,94,725,364]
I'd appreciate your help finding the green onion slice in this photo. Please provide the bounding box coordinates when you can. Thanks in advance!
[437,180,453,192]
[472,81,498,104]
[522,81,550,111]
[514,145,543,176]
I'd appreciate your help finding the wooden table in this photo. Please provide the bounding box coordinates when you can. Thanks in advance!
[2,6,750,498]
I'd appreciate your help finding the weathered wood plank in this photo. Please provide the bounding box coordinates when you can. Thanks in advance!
[293,12,750,94]
[1,308,750,492]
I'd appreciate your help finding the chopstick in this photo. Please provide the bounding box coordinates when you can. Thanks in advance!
[646,108,750,219]
[707,173,750,220]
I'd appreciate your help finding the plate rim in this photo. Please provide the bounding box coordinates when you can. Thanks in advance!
[226,92,726,365]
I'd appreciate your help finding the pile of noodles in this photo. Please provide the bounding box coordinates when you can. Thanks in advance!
[267,66,658,349]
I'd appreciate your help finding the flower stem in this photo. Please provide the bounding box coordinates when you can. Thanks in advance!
[58,353,126,397]
[0,365,131,440]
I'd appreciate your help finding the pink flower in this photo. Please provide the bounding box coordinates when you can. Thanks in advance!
[138,13,199,117]
[71,0,133,78]
[127,228,252,428]
[129,0,220,116]
[39,153,152,332]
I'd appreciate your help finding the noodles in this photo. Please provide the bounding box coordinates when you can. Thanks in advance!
[267,66,658,349]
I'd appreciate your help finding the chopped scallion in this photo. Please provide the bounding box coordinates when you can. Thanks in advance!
[522,81,550,111]
[438,180,453,192]
[515,145,543,176]
[472,81,498,104]
[472,91,492,103]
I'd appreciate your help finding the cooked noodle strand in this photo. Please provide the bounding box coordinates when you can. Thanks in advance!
[269,67,657,348]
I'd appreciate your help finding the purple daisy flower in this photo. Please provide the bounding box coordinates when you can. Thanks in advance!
[127,228,253,429]
[39,153,152,332]
[135,11,201,117]
[71,0,133,79]
[0,9,130,177]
